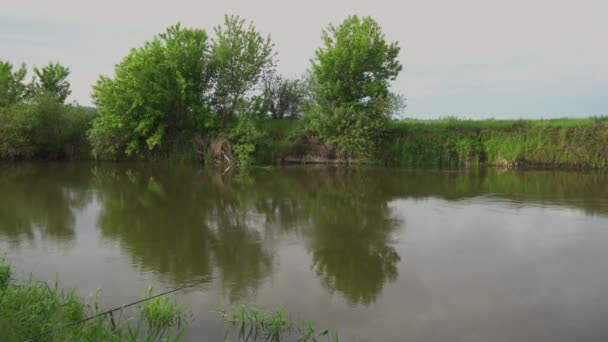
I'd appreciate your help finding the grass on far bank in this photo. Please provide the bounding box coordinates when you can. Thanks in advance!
[256,115,608,169]
[384,116,608,168]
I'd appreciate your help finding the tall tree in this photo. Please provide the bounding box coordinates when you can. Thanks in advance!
[31,63,71,103]
[0,61,27,107]
[207,15,275,123]
[312,15,402,111]
[90,23,209,158]
[306,15,403,157]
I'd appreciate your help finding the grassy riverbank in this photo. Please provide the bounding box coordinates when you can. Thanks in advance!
[384,117,608,168]
[255,116,608,169]
[3,17,605,168]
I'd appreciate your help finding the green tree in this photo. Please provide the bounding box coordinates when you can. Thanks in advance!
[0,94,91,160]
[0,61,27,107]
[262,75,307,119]
[31,62,71,103]
[207,15,275,123]
[90,23,210,158]
[306,16,403,157]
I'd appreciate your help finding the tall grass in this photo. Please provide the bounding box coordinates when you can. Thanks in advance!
[221,304,339,342]
[384,117,608,168]
[0,258,10,288]
[250,116,608,168]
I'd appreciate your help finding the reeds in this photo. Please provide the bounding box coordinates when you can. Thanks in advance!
[221,304,339,342]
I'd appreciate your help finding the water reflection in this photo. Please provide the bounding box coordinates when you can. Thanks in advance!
[0,163,91,243]
[288,168,401,305]
[1,163,608,308]
[91,165,403,304]
[93,165,272,301]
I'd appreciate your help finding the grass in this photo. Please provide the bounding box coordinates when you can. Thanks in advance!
[1,259,341,341]
[388,116,608,133]
[139,288,190,341]
[0,258,10,288]
[384,116,608,168]
[247,116,608,168]
[0,258,189,341]
[253,119,301,165]
[221,304,339,342]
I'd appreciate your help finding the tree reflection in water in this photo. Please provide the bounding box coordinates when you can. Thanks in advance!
[2,163,607,306]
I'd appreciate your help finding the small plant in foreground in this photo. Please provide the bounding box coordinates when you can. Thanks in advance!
[139,287,191,341]
[221,304,338,341]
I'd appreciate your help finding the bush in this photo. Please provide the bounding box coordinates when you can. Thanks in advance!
[0,95,91,160]
[304,104,388,158]
[230,114,266,166]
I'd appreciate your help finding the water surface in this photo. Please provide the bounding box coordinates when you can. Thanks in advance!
[1,163,608,341]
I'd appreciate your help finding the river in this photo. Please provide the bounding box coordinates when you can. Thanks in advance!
[1,162,608,341]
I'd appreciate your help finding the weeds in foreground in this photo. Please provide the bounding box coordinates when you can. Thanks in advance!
[2,258,342,341]
[0,259,190,341]
[0,257,10,288]
[221,304,339,342]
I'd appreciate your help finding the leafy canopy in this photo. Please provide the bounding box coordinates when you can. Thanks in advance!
[313,15,401,110]
[0,61,91,160]
[90,23,209,158]
[32,62,72,103]
[0,62,27,107]
[207,15,275,121]
[306,15,403,157]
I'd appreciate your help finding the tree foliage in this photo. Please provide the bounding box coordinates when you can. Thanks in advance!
[89,17,276,160]
[207,15,275,122]
[306,15,403,157]
[31,63,72,103]
[90,23,209,158]
[0,61,91,160]
[0,62,28,107]
[262,75,308,119]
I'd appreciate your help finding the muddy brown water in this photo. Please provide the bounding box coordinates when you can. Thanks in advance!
[1,162,608,341]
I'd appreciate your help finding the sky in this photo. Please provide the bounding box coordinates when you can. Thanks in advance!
[1,0,606,119]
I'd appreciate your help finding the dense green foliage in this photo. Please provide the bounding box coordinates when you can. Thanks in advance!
[32,63,72,103]
[2,15,606,168]
[90,16,274,162]
[207,15,275,122]
[90,24,209,159]
[0,62,28,107]
[88,15,405,163]
[304,15,403,157]
[0,259,188,341]
[0,61,91,160]
[384,117,608,168]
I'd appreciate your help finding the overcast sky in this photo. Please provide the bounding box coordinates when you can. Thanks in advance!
[1,0,606,118]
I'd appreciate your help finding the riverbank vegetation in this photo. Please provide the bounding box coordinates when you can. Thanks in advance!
[0,62,93,160]
[1,257,339,341]
[1,14,606,168]
[384,116,608,168]
[221,305,339,341]
[0,258,188,341]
